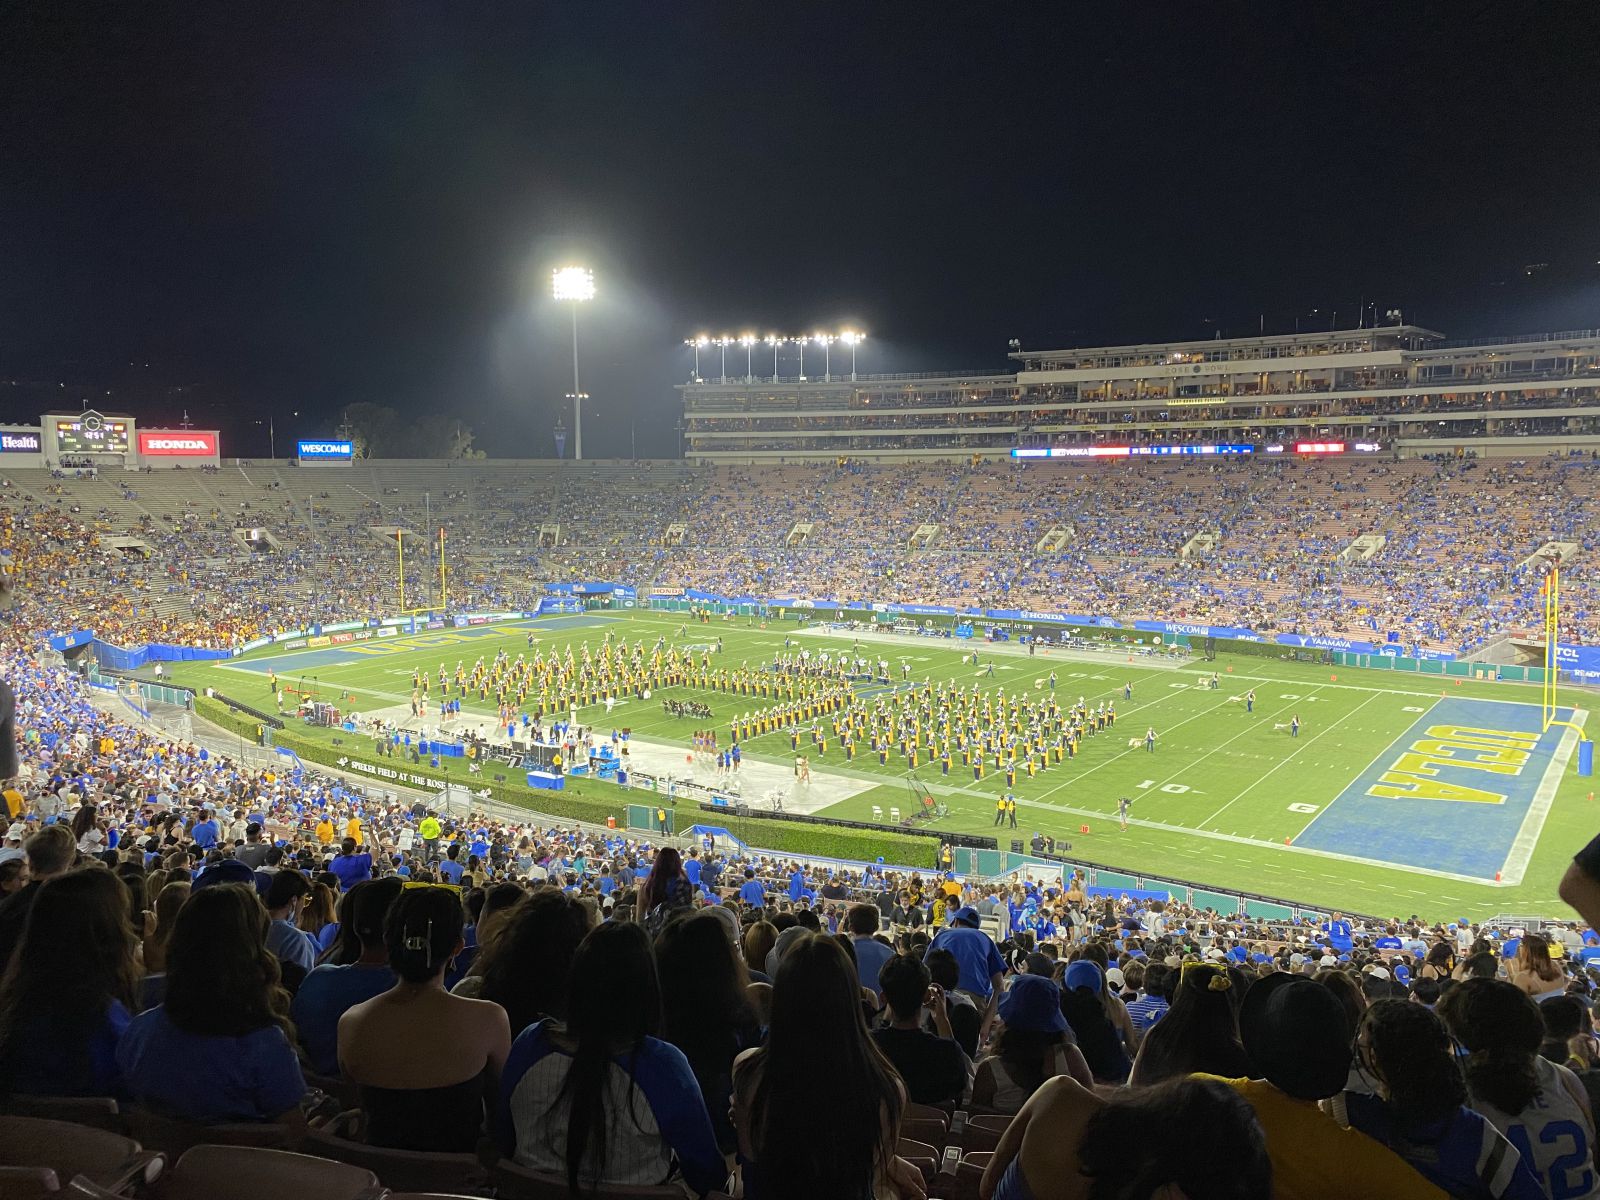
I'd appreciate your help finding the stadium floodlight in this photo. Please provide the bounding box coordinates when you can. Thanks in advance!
[739,334,758,380]
[794,334,809,381]
[812,332,836,381]
[552,267,595,459]
[764,334,783,378]
[714,336,734,381]
[684,337,708,382]
[839,329,865,381]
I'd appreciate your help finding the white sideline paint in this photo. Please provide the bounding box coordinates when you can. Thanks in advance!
[1500,709,1589,886]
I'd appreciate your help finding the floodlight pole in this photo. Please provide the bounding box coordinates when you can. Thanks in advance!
[570,303,583,461]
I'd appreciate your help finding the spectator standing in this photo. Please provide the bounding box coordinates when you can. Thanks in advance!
[328,836,373,892]
[847,903,895,1000]
[924,906,1006,1034]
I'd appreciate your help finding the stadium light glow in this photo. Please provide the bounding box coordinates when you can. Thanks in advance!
[739,334,757,379]
[552,267,595,459]
[794,334,809,380]
[551,266,595,302]
[764,334,783,378]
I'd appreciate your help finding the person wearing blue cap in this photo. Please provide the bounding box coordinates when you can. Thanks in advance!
[924,905,1005,1034]
[973,975,1093,1112]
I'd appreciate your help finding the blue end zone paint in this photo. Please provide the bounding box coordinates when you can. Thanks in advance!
[1296,697,1574,879]
[228,616,615,674]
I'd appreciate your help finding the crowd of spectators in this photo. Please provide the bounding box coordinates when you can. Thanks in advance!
[4,451,1600,658]
[7,607,1600,1194]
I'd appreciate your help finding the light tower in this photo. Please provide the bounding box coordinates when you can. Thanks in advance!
[551,266,595,460]
[764,334,783,378]
[839,329,865,381]
[813,331,836,381]
[739,333,757,381]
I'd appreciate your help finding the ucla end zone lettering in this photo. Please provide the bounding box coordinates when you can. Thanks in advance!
[1296,698,1582,880]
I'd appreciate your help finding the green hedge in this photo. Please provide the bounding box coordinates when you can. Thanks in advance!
[194,696,933,866]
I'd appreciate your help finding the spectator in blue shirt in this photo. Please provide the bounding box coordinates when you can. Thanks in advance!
[924,906,1006,1030]
[738,868,766,908]
[1124,962,1173,1039]
[291,878,402,1075]
[787,867,807,903]
[1320,912,1354,954]
[846,904,895,999]
[119,884,307,1128]
[263,869,319,978]
[328,837,373,892]
[190,807,219,850]
[0,868,139,1097]
[684,850,703,887]
[439,844,466,885]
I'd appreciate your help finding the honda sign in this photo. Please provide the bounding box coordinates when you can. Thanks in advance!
[137,430,218,457]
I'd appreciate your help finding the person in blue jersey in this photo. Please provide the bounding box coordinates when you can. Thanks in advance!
[1441,979,1600,1200]
[118,884,307,1127]
[0,868,139,1097]
[496,921,725,1197]
[291,877,402,1076]
[1329,998,1544,1199]
[328,836,373,892]
[738,867,766,909]
[979,1075,1271,1200]
[1320,911,1354,955]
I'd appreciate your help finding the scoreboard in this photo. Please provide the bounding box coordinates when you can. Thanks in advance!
[53,413,131,455]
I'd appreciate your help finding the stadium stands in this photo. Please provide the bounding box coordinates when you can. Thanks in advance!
[3,452,1600,1198]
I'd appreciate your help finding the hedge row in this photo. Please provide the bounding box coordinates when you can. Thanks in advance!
[192,696,935,866]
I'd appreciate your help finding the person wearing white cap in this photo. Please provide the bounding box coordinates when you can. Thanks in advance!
[0,827,24,866]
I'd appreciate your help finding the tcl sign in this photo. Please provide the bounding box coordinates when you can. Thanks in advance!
[138,431,218,456]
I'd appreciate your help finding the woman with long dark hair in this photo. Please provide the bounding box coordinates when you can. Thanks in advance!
[732,933,920,1200]
[973,975,1093,1112]
[495,920,724,1197]
[657,909,760,1153]
[338,884,511,1151]
[472,887,591,1034]
[117,883,307,1125]
[1128,962,1251,1086]
[1058,961,1130,1085]
[0,869,140,1096]
[638,847,694,930]
[1328,998,1544,1199]
[979,1075,1272,1200]
[1439,978,1600,1200]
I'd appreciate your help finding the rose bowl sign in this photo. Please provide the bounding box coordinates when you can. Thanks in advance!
[138,430,218,457]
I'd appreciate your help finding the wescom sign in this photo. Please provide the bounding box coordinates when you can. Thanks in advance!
[137,431,219,456]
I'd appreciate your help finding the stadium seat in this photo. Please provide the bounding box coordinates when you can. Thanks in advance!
[0,1098,122,1136]
[494,1161,694,1200]
[955,1115,1009,1154]
[150,1145,377,1200]
[0,1116,162,1196]
[904,1102,952,1129]
[302,1123,490,1194]
[123,1107,290,1160]
[303,1071,364,1113]
[899,1116,947,1144]
[0,1166,63,1199]
[896,1137,940,1184]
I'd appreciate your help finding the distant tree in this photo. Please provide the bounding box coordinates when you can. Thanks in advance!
[341,403,402,458]
[403,414,483,459]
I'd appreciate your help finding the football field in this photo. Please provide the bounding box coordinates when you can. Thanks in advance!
[160,610,1598,921]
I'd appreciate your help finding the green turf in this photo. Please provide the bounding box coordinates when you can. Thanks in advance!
[154,611,1599,922]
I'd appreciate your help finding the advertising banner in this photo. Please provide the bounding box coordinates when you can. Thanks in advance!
[296,439,354,460]
[137,430,218,457]
[0,431,41,453]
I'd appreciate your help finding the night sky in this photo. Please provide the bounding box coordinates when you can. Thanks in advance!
[4,4,1600,458]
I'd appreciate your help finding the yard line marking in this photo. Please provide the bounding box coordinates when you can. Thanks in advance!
[1199,692,1380,828]
[1290,698,1443,844]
